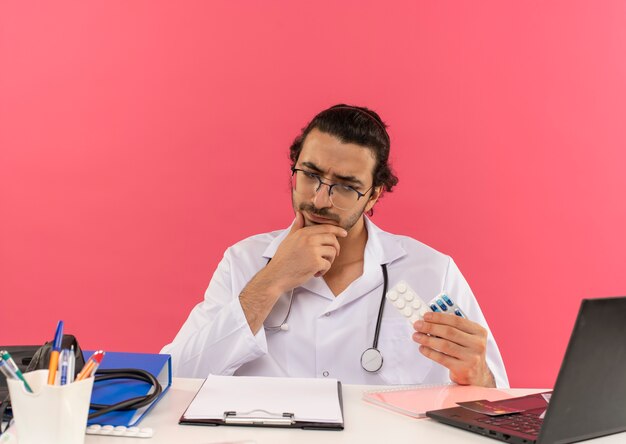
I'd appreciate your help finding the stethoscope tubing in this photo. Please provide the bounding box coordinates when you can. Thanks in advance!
[264,261,390,373]
[372,263,388,350]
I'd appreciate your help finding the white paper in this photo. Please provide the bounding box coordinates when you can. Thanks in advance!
[183,375,343,424]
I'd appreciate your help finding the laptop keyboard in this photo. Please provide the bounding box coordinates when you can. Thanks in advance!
[477,412,544,436]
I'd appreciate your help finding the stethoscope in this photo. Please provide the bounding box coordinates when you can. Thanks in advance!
[264,263,389,373]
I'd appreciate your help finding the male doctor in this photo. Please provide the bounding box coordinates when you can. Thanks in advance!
[162,104,508,388]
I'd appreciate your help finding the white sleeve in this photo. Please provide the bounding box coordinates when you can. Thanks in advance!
[444,258,510,388]
[160,249,268,377]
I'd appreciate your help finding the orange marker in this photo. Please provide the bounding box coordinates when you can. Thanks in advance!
[76,350,105,381]
[47,321,64,385]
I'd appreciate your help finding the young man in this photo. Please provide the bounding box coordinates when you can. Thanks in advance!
[162,105,508,387]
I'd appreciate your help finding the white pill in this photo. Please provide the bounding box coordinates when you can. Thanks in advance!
[387,290,398,301]
[404,292,414,301]
[402,307,413,317]
[87,425,101,432]
[397,282,407,293]
[412,299,422,309]
[113,426,126,436]
[100,425,114,435]
[394,299,406,309]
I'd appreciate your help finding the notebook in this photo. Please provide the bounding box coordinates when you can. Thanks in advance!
[426,296,626,444]
[363,383,512,418]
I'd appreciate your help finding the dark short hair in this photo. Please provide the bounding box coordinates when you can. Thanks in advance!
[289,104,399,195]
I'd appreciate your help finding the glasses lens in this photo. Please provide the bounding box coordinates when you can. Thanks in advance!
[329,185,359,210]
[292,170,318,194]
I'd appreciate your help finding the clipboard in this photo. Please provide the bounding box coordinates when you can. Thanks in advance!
[179,375,344,430]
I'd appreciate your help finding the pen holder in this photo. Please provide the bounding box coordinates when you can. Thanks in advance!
[7,369,94,444]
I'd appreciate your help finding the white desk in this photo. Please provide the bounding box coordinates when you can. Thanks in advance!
[78,378,626,444]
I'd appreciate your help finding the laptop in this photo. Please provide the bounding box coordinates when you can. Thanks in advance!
[426,296,626,444]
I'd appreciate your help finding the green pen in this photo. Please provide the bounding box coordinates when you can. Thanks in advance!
[0,350,33,393]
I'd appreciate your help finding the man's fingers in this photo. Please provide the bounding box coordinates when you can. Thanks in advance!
[289,211,305,233]
[413,331,465,359]
[423,312,486,336]
[418,345,459,369]
[314,257,333,277]
[414,320,471,347]
[303,223,348,238]
[281,212,347,280]
[414,314,494,387]
[318,246,338,263]
[316,234,341,257]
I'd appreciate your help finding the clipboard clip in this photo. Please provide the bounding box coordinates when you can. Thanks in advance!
[223,410,295,426]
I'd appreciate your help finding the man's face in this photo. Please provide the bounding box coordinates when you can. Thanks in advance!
[291,128,380,232]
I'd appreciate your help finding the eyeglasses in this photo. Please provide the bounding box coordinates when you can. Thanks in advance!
[291,168,373,210]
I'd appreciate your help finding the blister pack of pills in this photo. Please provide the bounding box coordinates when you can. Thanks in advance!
[385,280,467,326]
[86,425,154,438]
[428,292,466,318]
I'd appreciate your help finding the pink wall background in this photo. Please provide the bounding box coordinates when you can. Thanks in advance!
[1,1,625,388]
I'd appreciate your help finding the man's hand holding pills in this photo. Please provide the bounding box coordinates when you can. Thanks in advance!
[412,312,496,387]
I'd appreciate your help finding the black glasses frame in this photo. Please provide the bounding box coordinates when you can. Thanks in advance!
[290,168,374,206]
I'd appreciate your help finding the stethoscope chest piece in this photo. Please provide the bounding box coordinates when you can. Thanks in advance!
[361,347,383,373]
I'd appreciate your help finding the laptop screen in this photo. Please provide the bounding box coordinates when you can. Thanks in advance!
[537,297,626,443]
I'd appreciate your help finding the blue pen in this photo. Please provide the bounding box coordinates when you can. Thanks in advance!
[48,320,64,385]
